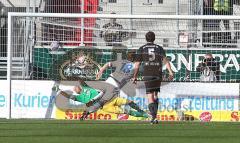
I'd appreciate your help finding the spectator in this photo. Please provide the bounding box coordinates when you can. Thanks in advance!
[202,0,240,47]
[196,53,220,82]
[100,12,130,46]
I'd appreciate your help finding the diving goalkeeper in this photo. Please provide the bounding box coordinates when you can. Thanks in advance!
[57,81,149,119]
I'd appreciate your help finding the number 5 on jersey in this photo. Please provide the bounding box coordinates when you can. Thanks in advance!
[148,48,155,61]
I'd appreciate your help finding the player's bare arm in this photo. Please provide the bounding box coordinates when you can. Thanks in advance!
[96,62,112,80]
[132,61,141,84]
[163,57,174,80]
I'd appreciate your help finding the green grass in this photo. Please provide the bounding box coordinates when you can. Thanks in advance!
[0,119,239,143]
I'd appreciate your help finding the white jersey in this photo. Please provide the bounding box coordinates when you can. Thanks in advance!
[109,60,134,88]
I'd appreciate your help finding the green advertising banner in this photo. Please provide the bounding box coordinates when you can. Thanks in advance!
[33,48,240,82]
[166,49,240,82]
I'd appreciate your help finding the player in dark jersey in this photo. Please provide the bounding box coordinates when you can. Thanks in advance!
[132,31,174,124]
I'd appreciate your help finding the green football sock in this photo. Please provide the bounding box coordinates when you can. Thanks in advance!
[129,110,148,118]
[128,102,144,113]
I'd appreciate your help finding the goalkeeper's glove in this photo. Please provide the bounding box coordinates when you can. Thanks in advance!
[52,84,60,92]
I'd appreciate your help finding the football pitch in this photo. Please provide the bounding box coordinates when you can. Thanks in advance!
[0,119,239,143]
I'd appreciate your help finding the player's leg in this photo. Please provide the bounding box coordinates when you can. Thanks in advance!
[147,92,159,124]
[145,79,161,124]
[80,79,119,120]
[84,86,119,114]
[147,92,157,121]
[80,101,104,120]
[129,110,149,118]
[102,98,146,118]
[115,97,149,118]
[153,91,159,122]
[102,98,125,114]
[80,80,118,120]
[127,100,144,113]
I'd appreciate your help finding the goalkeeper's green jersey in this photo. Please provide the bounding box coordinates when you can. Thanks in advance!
[75,86,99,103]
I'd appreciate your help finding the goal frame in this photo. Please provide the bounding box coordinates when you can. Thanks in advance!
[7,12,240,119]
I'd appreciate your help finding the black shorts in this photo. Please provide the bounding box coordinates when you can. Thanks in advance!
[142,76,161,93]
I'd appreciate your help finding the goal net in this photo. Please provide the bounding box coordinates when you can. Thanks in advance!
[7,13,240,82]
[4,13,240,120]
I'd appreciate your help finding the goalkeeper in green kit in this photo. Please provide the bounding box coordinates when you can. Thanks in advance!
[57,81,149,119]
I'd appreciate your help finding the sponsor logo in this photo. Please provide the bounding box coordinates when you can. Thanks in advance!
[117,114,129,120]
[166,53,240,74]
[128,96,236,112]
[65,109,112,120]
[158,114,176,121]
[231,111,240,121]
[60,51,101,80]
[179,96,235,111]
[13,93,55,108]
[199,112,212,122]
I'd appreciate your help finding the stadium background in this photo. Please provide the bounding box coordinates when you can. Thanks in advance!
[0,0,240,122]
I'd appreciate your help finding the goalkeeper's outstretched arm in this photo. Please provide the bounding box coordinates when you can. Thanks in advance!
[58,91,76,101]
